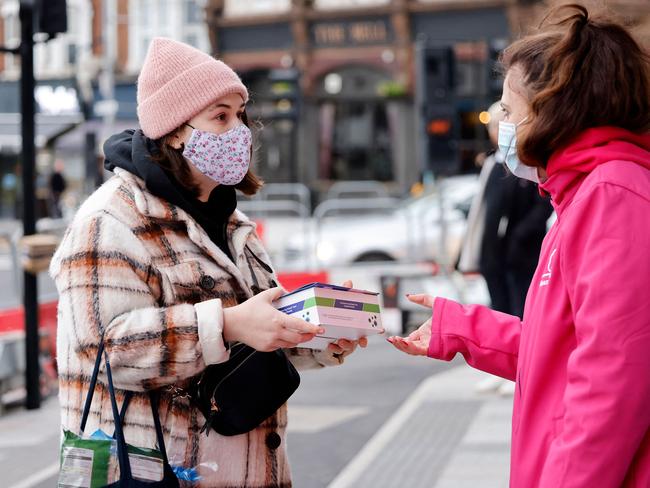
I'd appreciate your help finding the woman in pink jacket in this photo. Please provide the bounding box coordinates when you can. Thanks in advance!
[389,5,650,487]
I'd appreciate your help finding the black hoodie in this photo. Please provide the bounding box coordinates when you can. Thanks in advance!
[103,129,237,262]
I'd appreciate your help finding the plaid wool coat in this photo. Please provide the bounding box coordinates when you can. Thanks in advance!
[50,168,343,487]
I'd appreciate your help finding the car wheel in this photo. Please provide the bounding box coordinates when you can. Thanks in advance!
[354,251,396,263]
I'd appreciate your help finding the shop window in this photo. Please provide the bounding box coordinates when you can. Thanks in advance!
[319,101,394,182]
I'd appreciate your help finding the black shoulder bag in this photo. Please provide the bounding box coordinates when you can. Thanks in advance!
[79,342,180,487]
[188,274,300,437]
[189,342,300,436]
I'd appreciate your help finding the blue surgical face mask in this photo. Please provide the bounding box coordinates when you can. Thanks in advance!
[498,117,539,183]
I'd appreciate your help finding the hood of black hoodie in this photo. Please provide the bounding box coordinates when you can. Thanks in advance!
[103,129,238,259]
[103,129,200,214]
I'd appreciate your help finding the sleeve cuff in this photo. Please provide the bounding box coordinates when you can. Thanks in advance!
[427,297,445,359]
[195,298,230,365]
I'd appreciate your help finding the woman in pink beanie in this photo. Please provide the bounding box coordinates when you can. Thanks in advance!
[51,37,366,486]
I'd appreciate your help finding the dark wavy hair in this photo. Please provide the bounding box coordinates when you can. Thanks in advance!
[151,110,263,196]
[500,4,650,168]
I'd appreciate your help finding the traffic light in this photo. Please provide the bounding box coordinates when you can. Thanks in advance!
[420,46,455,102]
[37,0,68,37]
[269,68,300,120]
[424,104,458,175]
[415,43,459,175]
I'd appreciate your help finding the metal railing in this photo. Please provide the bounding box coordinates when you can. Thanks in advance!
[258,183,311,214]
[324,180,390,200]
[313,197,400,221]
[0,221,22,297]
[237,199,310,219]
[0,332,25,414]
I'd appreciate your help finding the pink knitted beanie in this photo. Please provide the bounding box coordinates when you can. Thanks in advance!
[137,38,248,139]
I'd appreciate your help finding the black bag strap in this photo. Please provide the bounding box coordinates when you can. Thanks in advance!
[80,341,105,433]
[79,339,172,481]
[104,349,133,480]
[149,390,170,466]
[80,341,133,434]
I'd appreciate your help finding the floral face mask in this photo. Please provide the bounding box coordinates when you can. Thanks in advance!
[182,124,252,186]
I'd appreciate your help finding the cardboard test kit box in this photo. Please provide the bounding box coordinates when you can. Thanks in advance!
[273,282,384,350]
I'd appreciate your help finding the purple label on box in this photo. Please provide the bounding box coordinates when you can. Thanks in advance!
[334,299,363,311]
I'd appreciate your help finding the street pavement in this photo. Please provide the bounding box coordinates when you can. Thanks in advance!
[0,337,514,488]
[0,232,509,487]
[327,362,513,488]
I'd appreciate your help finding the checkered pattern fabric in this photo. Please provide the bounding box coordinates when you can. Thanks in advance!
[51,168,340,487]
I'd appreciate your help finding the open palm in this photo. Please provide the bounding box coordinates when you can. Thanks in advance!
[387,294,435,356]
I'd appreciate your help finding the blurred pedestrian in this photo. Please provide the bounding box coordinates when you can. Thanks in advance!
[480,102,553,319]
[51,38,366,486]
[48,159,67,218]
[389,5,650,487]
[461,101,553,395]
[456,101,503,277]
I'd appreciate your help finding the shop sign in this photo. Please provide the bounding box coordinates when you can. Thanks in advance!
[311,17,392,47]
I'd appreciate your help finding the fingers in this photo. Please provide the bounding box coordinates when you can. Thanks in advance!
[342,280,353,288]
[406,294,435,309]
[276,340,300,350]
[329,336,369,353]
[390,337,419,355]
[386,336,407,352]
[261,286,289,302]
[408,329,422,341]
[327,342,345,354]
[336,339,356,351]
[280,328,316,345]
[386,336,427,356]
[280,314,323,335]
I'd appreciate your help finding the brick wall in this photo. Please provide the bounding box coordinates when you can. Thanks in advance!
[117,0,129,73]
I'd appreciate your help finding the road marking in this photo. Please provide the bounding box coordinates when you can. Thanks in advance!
[10,462,59,488]
[328,366,512,488]
[327,373,440,488]
[288,405,369,434]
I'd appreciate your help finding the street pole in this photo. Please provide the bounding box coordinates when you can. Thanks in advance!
[19,0,40,410]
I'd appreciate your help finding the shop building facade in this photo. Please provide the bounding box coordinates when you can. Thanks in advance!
[207,0,650,196]
[0,0,648,214]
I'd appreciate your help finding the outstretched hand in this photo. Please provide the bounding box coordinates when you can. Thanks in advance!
[386,293,435,357]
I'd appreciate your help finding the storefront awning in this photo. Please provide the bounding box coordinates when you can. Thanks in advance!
[0,113,84,154]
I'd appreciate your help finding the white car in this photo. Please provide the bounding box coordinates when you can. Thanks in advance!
[278,175,479,270]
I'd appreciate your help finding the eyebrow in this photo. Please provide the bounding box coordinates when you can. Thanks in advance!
[214,102,247,110]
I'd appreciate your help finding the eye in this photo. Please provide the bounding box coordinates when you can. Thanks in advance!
[216,113,226,121]
[236,112,244,119]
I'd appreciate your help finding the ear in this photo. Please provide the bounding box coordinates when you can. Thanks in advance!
[168,124,191,150]
[169,133,183,150]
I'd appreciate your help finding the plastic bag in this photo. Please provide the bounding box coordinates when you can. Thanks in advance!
[58,429,166,487]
